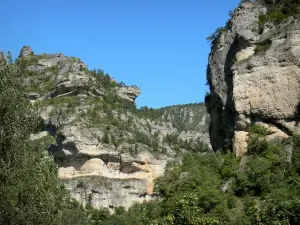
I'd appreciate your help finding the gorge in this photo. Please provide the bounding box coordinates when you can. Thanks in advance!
[2,0,300,224]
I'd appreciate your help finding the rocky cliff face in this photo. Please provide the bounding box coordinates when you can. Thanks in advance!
[206,2,300,156]
[158,103,211,147]
[15,46,210,210]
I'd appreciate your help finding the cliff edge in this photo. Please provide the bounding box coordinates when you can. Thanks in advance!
[14,46,210,210]
[206,1,300,156]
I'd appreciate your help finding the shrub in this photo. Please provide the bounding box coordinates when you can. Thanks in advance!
[292,134,300,174]
[247,124,271,136]
[258,0,300,27]
[206,27,226,47]
[254,39,272,54]
[102,132,110,144]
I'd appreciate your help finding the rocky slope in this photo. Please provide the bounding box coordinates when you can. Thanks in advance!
[157,103,210,146]
[206,1,300,156]
[15,46,210,210]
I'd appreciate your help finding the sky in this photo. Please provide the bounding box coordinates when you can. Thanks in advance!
[1,0,240,108]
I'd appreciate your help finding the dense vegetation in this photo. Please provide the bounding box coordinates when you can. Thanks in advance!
[0,53,63,224]
[94,125,300,225]
[258,0,300,25]
[4,67,300,224]
[3,0,300,221]
[31,60,209,156]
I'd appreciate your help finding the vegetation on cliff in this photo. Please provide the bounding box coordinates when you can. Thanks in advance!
[15,47,210,159]
[258,0,300,24]
[2,0,300,222]
[97,126,300,225]
[0,53,62,224]
[0,50,211,224]
[207,0,300,48]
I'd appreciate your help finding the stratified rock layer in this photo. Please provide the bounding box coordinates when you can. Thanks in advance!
[19,47,210,210]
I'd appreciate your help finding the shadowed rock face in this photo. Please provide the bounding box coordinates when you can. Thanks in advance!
[206,2,300,155]
[19,47,210,210]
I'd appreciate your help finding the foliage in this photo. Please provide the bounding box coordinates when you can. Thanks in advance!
[292,134,300,174]
[5,47,300,224]
[206,3,238,48]
[247,124,271,136]
[206,27,227,47]
[17,54,39,71]
[97,152,241,224]
[90,69,119,90]
[258,0,300,28]
[102,132,110,144]
[134,130,151,146]
[60,198,89,225]
[254,39,272,54]
[0,53,62,225]
[96,127,300,224]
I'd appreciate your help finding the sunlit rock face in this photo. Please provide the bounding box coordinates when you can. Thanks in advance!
[19,47,210,210]
[59,152,166,210]
[206,2,300,155]
[52,125,167,210]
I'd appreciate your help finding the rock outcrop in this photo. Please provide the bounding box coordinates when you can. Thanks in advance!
[116,86,141,103]
[19,46,33,58]
[206,1,300,155]
[19,47,210,210]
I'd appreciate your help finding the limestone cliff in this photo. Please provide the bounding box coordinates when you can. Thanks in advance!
[16,46,210,210]
[206,1,300,156]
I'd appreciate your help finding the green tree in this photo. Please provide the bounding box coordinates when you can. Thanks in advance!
[61,198,88,225]
[206,27,226,46]
[0,53,62,225]
[102,132,110,144]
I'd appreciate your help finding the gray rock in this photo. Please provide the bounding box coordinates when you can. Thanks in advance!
[30,131,49,141]
[206,2,300,155]
[221,180,232,193]
[19,46,33,58]
[179,172,189,179]
[27,92,40,100]
[18,47,210,211]
[116,86,141,103]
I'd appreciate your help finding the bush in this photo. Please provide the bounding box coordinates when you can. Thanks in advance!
[254,40,272,54]
[292,134,300,174]
[247,124,271,136]
[206,27,226,47]
[102,132,110,144]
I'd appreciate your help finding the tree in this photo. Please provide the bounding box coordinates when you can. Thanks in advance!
[0,53,62,225]
[206,27,226,46]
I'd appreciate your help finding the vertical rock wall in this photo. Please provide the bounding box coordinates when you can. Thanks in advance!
[206,2,300,155]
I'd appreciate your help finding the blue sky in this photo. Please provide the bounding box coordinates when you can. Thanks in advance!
[1,0,240,108]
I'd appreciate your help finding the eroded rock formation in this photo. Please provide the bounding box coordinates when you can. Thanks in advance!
[17,47,210,210]
[206,2,300,155]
